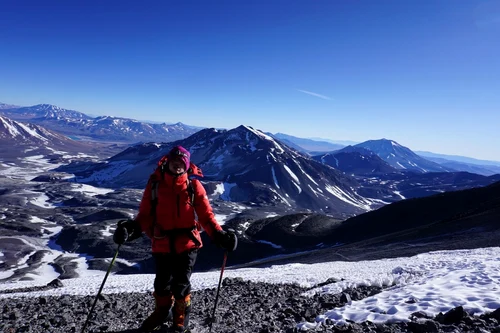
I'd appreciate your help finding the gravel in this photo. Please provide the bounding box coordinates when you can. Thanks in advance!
[1,278,500,333]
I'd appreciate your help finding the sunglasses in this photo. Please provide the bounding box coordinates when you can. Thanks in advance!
[171,150,188,158]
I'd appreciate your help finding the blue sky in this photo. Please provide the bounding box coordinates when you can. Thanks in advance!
[1,0,499,160]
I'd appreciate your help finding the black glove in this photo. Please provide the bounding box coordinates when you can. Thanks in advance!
[113,219,140,245]
[214,228,238,252]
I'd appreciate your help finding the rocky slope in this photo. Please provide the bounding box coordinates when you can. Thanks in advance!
[1,278,499,333]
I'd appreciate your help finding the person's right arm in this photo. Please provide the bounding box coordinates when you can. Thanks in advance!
[135,178,154,238]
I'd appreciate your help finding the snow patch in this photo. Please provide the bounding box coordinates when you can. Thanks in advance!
[70,183,114,196]
[283,164,300,184]
[292,182,302,193]
[213,183,225,196]
[16,122,48,141]
[271,167,280,189]
[257,240,283,249]
[26,192,56,209]
[324,185,371,210]
[396,162,407,169]
[30,216,49,224]
[394,191,406,200]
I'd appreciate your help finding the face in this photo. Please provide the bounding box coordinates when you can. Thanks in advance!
[168,157,186,175]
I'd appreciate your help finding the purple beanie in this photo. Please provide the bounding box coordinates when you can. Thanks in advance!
[168,145,190,169]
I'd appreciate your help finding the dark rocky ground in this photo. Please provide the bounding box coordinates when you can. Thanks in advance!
[1,278,500,333]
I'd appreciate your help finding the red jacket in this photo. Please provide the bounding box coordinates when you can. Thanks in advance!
[135,159,223,253]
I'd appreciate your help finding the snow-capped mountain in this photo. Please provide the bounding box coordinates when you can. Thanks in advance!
[0,115,78,147]
[0,103,92,121]
[308,145,500,201]
[57,125,380,216]
[0,103,201,143]
[355,139,454,173]
[75,116,199,142]
[314,146,398,175]
[0,115,128,162]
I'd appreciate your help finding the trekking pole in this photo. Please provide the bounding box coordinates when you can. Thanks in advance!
[208,250,228,333]
[81,244,121,333]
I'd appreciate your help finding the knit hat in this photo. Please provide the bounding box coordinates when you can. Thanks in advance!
[168,145,190,170]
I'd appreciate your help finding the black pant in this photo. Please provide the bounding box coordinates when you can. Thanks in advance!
[153,250,198,299]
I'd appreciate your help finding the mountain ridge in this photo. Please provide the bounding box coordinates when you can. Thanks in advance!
[416,150,500,167]
[355,139,454,173]
[0,103,201,143]
[2,102,498,168]
[314,145,398,175]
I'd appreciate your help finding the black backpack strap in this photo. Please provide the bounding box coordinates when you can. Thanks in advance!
[187,178,195,207]
[150,176,160,236]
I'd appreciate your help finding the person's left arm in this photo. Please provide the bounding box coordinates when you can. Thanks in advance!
[192,179,238,251]
[192,179,223,239]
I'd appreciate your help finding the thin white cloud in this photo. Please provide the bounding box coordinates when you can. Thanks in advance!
[297,89,332,100]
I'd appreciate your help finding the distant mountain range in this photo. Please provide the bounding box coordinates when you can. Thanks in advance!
[310,143,500,200]
[57,125,381,217]
[274,135,500,176]
[0,100,497,211]
[2,102,498,173]
[416,151,500,167]
[1,103,92,121]
[272,133,345,152]
[1,101,499,181]
[413,152,500,176]
[0,103,200,143]
[312,139,452,174]
[421,157,500,176]
[306,137,359,146]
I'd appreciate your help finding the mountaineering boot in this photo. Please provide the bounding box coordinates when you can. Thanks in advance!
[172,294,191,332]
[140,291,174,331]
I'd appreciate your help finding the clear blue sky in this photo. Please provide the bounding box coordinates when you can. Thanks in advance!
[1,0,499,160]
